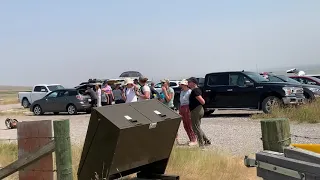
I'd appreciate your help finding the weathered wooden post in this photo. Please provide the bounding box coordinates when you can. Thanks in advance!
[17,120,54,180]
[53,119,73,180]
[260,118,291,153]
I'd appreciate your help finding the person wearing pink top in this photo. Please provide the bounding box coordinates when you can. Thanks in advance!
[102,80,114,105]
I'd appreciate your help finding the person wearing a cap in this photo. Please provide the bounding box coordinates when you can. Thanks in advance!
[187,77,211,148]
[136,76,151,101]
[159,79,175,110]
[179,79,197,146]
[122,78,138,103]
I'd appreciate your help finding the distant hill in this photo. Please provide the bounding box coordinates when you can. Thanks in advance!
[0,85,32,91]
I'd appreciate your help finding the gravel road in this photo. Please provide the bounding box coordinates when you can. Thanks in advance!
[1,107,320,156]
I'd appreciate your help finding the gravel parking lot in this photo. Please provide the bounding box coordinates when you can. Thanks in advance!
[1,105,320,156]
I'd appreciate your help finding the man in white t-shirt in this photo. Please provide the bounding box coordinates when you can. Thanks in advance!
[136,76,151,101]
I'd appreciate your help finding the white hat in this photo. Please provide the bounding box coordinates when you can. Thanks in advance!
[179,79,188,86]
[124,78,134,85]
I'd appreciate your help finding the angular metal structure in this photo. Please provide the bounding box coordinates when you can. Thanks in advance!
[77,99,181,180]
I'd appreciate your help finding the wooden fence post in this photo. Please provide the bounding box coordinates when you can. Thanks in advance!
[17,120,54,180]
[54,119,73,180]
[261,118,291,153]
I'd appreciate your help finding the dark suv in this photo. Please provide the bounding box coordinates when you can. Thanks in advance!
[200,71,305,115]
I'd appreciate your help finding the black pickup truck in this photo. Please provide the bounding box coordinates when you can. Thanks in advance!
[199,71,305,115]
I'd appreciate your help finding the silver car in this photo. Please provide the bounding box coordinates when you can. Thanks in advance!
[30,89,92,115]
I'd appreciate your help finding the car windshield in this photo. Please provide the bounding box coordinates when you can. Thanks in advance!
[277,75,301,84]
[244,72,269,82]
[48,85,64,91]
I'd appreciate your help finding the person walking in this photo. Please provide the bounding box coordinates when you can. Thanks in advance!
[136,76,150,101]
[159,79,175,110]
[122,78,138,103]
[187,77,211,149]
[95,84,102,107]
[85,86,97,107]
[179,79,197,146]
[113,84,125,104]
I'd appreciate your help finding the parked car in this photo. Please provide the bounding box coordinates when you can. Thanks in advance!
[260,73,320,100]
[200,71,305,115]
[30,88,92,115]
[306,74,320,79]
[289,76,320,86]
[18,84,64,108]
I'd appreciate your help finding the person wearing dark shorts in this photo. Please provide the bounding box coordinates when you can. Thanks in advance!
[187,77,211,149]
[85,87,97,107]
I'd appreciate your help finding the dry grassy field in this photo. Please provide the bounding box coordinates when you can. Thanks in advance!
[0,86,31,105]
[0,143,256,180]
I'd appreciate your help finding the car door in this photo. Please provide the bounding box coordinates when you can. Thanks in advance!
[55,90,70,112]
[31,86,49,103]
[203,73,229,108]
[228,73,260,108]
[42,91,59,112]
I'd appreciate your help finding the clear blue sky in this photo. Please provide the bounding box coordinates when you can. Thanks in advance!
[1,0,320,87]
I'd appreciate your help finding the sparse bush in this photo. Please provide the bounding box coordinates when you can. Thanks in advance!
[252,99,320,123]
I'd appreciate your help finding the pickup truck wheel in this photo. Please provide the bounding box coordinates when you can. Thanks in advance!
[67,104,77,115]
[262,96,281,114]
[22,98,30,108]
[33,105,43,116]
[204,110,215,117]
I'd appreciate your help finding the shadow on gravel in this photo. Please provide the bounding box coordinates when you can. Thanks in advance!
[203,113,259,118]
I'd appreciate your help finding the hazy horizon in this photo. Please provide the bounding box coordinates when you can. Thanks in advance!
[1,0,320,87]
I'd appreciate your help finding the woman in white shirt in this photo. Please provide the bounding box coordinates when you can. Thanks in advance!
[179,79,197,146]
[95,84,102,107]
[122,78,138,103]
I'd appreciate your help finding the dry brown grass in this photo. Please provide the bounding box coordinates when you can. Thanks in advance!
[0,108,29,116]
[0,143,256,180]
[0,86,31,105]
[252,99,320,123]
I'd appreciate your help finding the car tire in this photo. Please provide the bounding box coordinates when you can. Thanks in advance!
[262,96,282,114]
[33,105,43,116]
[22,98,30,108]
[67,104,77,115]
[204,109,215,117]
[303,89,315,103]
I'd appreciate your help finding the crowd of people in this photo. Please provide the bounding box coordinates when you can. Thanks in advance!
[85,76,210,149]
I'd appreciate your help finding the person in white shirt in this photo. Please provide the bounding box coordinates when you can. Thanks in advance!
[136,76,151,101]
[122,78,138,103]
[95,84,102,107]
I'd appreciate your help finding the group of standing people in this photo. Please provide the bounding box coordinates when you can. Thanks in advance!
[179,77,211,149]
[85,76,210,149]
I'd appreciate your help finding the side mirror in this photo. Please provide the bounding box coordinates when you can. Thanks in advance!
[245,81,254,87]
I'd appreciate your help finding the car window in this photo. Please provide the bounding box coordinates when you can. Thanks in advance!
[169,82,177,87]
[207,74,229,86]
[229,73,253,86]
[301,77,317,85]
[57,90,69,97]
[267,76,284,82]
[34,86,48,92]
[154,83,162,88]
[47,85,64,91]
[68,90,78,96]
[47,91,58,98]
